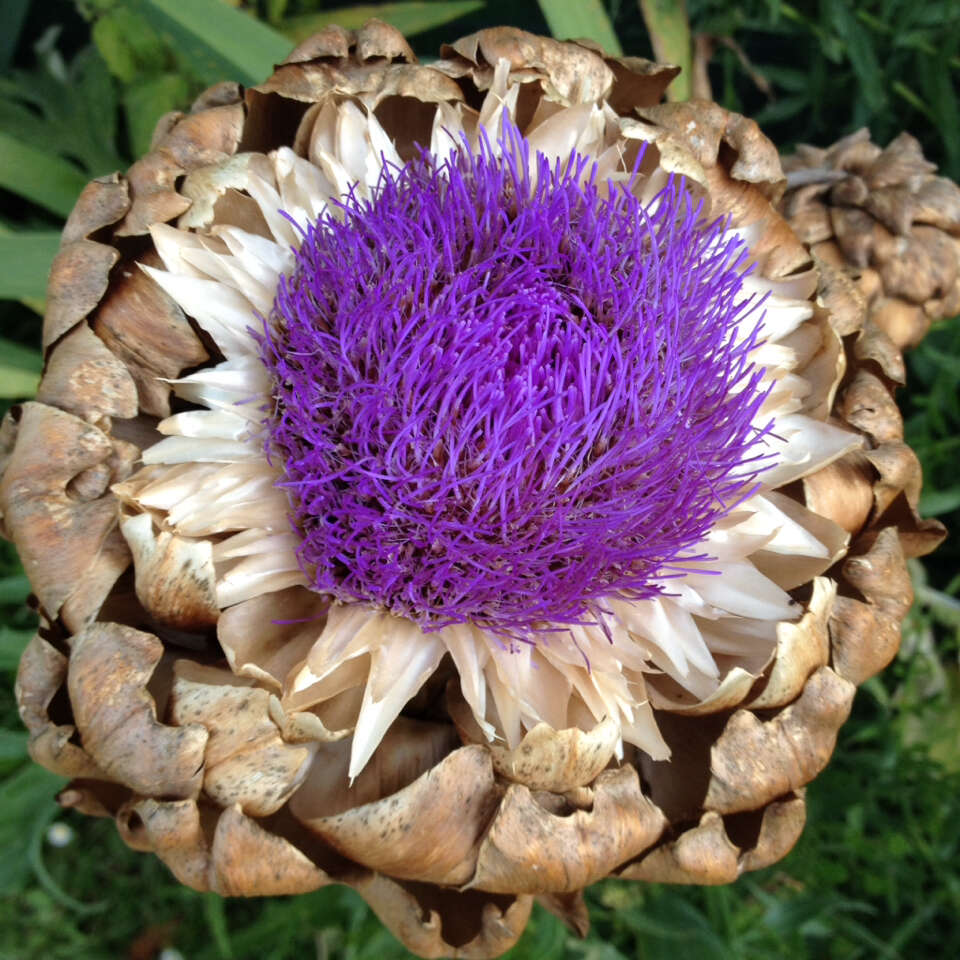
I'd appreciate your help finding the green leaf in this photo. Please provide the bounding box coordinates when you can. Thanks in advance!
[0,367,40,399]
[0,133,88,218]
[536,0,623,55]
[92,12,140,83]
[0,0,30,71]
[638,0,691,99]
[919,486,960,517]
[283,1,484,41]
[752,93,808,125]
[0,731,28,775]
[827,2,886,113]
[0,625,34,671]
[0,764,65,895]
[0,46,123,177]
[0,234,60,303]
[124,73,193,158]
[0,337,41,374]
[757,64,811,92]
[266,0,290,26]
[203,892,233,959]
[93,6,174,83]
[0,573,31,606]
[132,0,292,86]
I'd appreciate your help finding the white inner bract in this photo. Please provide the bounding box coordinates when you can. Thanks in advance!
[115,62,861,780]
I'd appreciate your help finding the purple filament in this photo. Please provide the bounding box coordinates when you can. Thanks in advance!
[259,129,773,637]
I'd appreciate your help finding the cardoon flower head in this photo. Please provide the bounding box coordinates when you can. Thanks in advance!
[260,129,772,636]
[10,24,938,956]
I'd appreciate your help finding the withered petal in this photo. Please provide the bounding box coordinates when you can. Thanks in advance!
[470,766,666,894]
[219,585,327,691]
[737,793,807,873]
[16,632,105,779]
[536,890,590,938]
[116,797,212,890]
[599,55,679,115]
[352,873,532,960]
[120,512,219,630]
[43,240,120,350]
[618,811,739,884]
[169,666,312,816]
[68,623,208,798]
[864,132,936,189]
[0,403,126,621]
[37,322,139,422]
[93,253,209,418]
[440,28,614,104]
[839,369,903,445]
[211,804,331,895]
[703,666,855,815]
[449,683,620,793]
[745,577,833,710]
[61,174,130,246]
[829,527,915,685]
[298,745,498,886]
[57,778,131,818]
[802,451,875,536]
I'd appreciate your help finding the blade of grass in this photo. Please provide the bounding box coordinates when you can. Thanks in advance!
[537,0,623,54]
[203,892,233,959]
[0,731,27,774]
[638,0,691,99]
[0,367,40,399]
[0,233,59,303]
[133,0,291,86]
[918,486,960,517]
[27,804,108,916]
[827,1,886,112]
[0,573,30,606]
[282,2,484,41]
[0,133,87,218]
[0,337,41,374]
[0,764,66,895]
[0,626,34,671]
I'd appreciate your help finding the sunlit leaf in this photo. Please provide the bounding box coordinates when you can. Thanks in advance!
[0,233,59,303]
[0,133,88,218]
[0,368,39,399]
[283,2,484,41]
[124,73,192,158]
[638,0,691,99]
[536,0,622,55]
[132,0,291,86]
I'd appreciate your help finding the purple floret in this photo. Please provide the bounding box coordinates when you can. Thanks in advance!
[259,128,773,637]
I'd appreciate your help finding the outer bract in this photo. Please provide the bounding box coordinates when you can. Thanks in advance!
[3,23,945,958]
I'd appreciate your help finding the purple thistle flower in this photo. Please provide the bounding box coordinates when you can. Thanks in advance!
[258,127,773,637]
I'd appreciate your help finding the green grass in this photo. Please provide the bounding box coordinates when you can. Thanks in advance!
[1,1,959,958]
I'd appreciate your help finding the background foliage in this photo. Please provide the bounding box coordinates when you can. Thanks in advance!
[1,2,959,958]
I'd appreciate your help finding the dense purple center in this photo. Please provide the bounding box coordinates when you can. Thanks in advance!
[259,131,772,636]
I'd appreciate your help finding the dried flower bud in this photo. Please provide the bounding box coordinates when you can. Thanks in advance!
[783,129,960,349]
